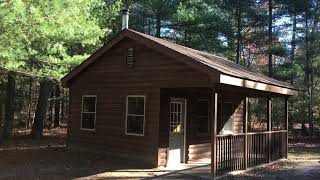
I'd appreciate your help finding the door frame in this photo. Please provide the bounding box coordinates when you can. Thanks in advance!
[169,98,187,163]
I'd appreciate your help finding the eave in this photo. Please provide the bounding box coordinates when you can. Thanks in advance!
[219,74,298,96]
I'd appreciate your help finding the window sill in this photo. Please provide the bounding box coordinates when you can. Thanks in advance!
[125,132,144,136]
[80,128,96,132]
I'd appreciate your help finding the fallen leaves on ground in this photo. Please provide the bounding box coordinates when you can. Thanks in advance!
[0,127,67,151]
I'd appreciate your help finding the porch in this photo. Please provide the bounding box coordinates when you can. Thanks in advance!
[158,85,289,177]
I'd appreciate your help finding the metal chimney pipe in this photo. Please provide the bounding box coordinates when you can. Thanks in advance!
[121,9,129,30]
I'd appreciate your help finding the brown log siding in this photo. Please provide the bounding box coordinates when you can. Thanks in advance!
[67,38,214,166]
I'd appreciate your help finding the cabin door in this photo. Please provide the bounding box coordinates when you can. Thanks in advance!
[167,98,186,168]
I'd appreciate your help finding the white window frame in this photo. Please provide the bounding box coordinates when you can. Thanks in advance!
[125,95,146,136]
[196,99,210,134]
[80,95,97,131]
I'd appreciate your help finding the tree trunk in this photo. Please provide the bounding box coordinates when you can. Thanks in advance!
[302,123,309,136]
[155,15,161,38]
[31,79,53,138]
[148,18,152,35]
[67,90,70,121]
[268,0,273,77]
[290,12,297,85]
[0,102,2,127]
[54,83,60,127]
[288,12,297,132]
[48,89,54,128]
[304,7,313,138]
[27,77,33,128]
[3,72,16,139]
[236,1,242,64]
[61,88,64,121]
[308,2,319,138]
[0,87,3,127]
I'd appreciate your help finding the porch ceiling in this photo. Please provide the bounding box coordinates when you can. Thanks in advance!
[218,83,292,98]
[219,74,298,96]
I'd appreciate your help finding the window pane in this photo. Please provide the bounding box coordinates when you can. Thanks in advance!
[82,113,95,129]
[83,97,96,112]
[128,97,144,115]
[127,115,144,134]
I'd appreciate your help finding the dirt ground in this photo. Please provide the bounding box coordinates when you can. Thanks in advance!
[0,128,319,179]
[0,128,168,180]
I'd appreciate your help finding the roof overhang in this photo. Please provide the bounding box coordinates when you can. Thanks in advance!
[220,74,298,96]
[61,29,298,97]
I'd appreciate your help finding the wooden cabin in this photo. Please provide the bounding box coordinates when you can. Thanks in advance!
[61,29,297,176]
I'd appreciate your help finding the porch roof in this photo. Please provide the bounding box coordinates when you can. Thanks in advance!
[61,29,298,96]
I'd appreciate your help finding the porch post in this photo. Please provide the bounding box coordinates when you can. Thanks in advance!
[211,92,218,177]
[285,97,288,159]
[244,97,248,169]
[267,98,272,162]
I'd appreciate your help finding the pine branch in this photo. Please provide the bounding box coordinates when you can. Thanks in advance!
[0,65,58,83]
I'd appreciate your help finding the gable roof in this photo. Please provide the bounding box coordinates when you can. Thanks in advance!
[61,29,297,95]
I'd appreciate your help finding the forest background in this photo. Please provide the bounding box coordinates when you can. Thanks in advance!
[0,0,319,138]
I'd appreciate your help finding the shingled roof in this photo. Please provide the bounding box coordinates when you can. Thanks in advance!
[61,29,297,94]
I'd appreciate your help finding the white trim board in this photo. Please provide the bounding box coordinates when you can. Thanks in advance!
[220,74,298,96]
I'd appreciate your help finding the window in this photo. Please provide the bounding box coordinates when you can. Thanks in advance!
[196,99,209,134]
[170,101,184,133]
[126,48,135,68]
[126,96,145,136]
[81,95,96,130]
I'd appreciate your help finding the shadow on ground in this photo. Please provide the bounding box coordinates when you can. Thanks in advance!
[223,161,320,180]
[0,146,164,179]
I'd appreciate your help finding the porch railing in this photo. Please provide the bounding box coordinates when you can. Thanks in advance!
[216,134,245,175]
[215,130,287,176]
[270,130,287,161]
